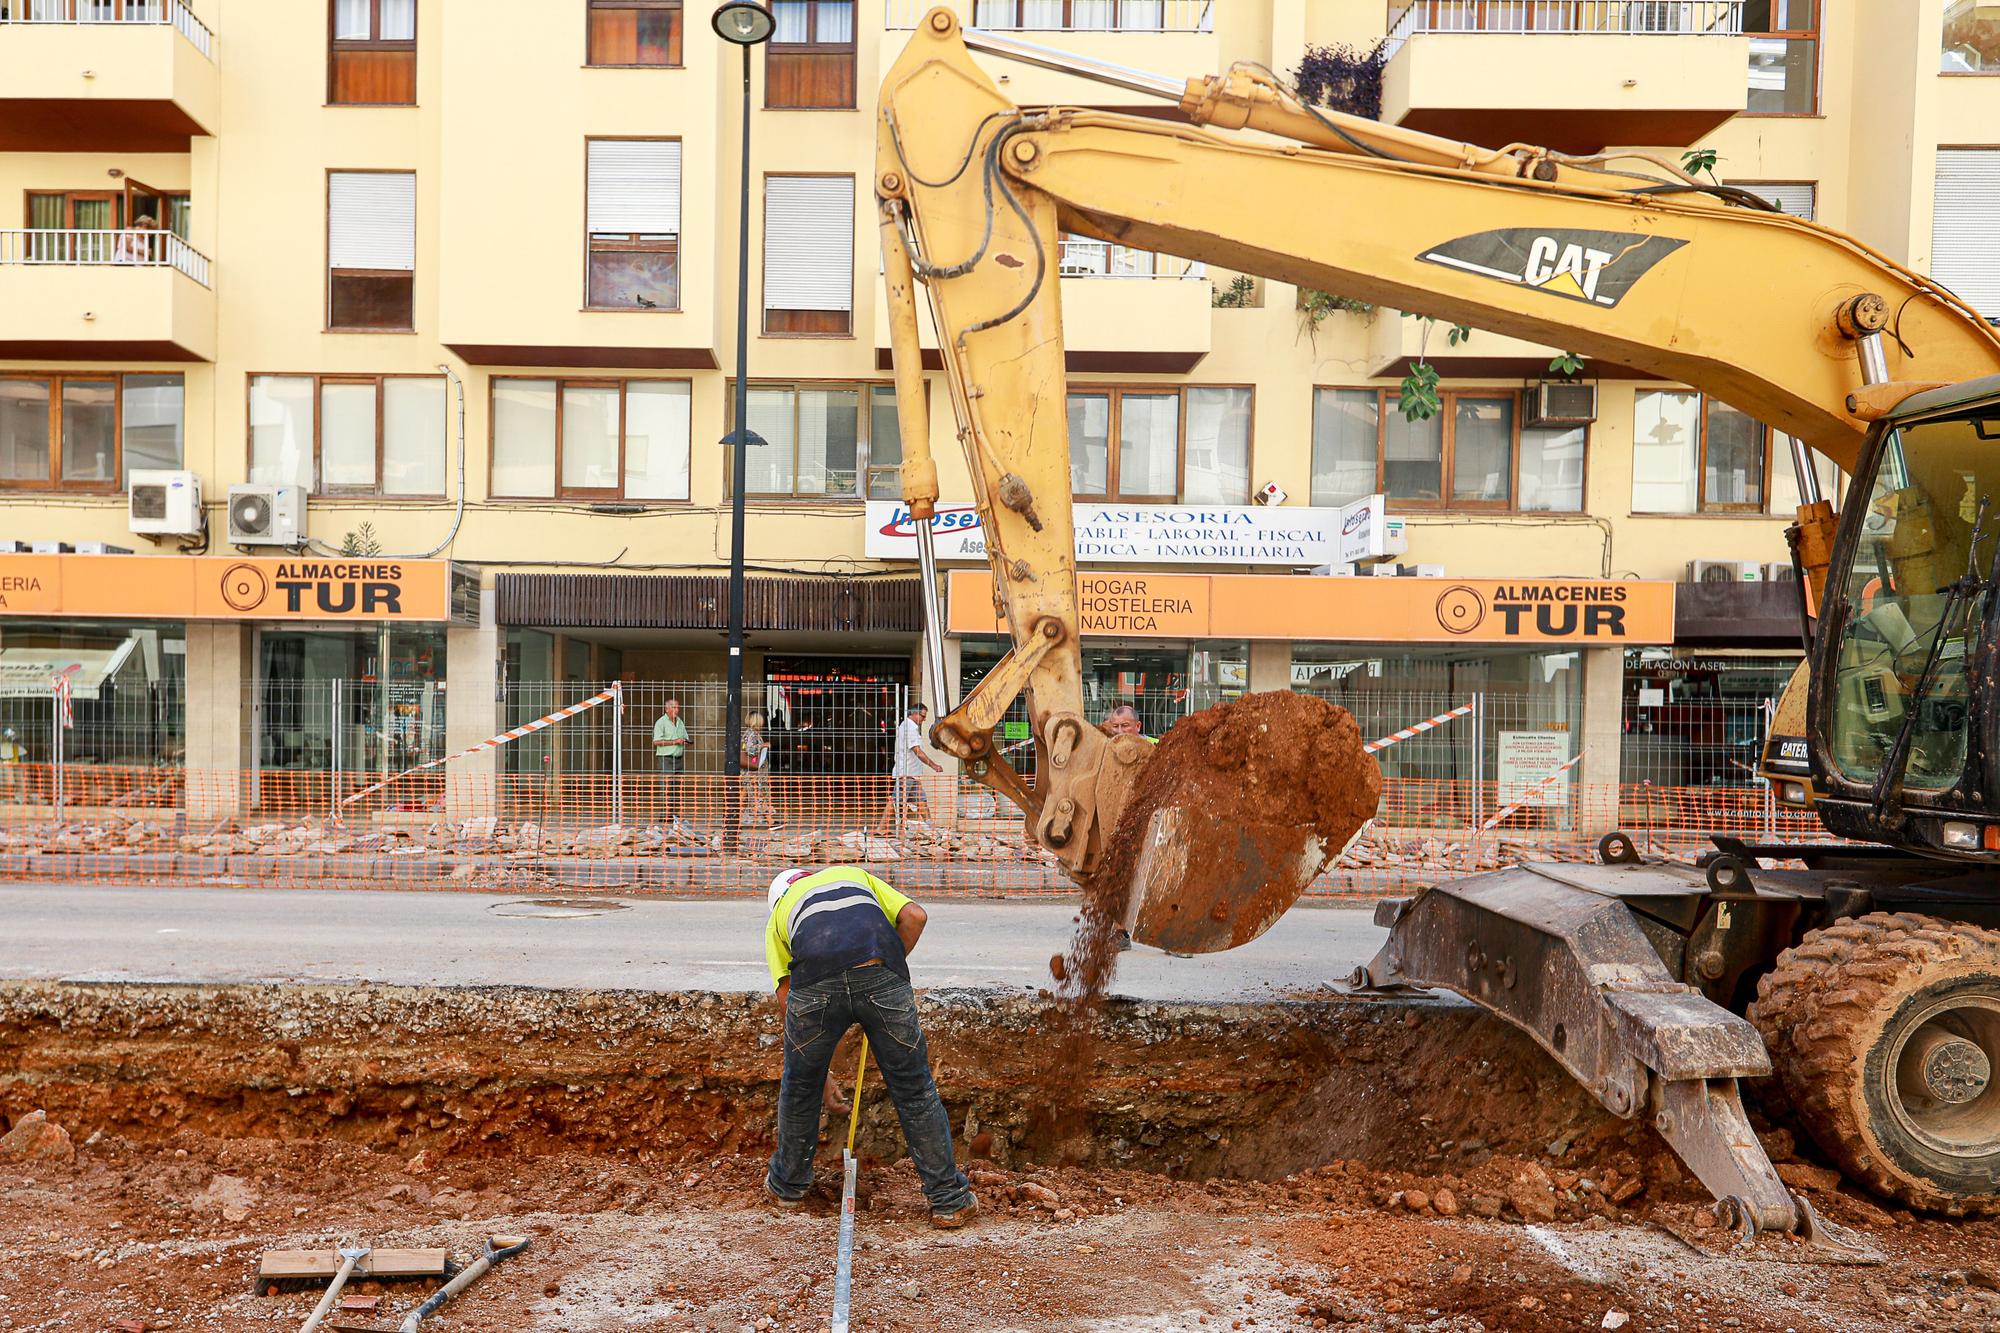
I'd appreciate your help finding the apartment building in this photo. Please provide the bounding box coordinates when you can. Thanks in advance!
[0,0,1994,813]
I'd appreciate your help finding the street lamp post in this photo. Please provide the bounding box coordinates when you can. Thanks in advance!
[714,2,774,853]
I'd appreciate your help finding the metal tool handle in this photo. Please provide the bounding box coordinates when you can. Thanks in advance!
[398,1236,531,1333]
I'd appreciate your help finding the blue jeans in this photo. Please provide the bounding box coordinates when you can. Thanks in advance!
[767,964,974,1213]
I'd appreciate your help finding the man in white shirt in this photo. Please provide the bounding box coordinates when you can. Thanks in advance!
[879,702,944,832]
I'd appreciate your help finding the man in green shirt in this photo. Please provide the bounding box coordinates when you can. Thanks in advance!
[652,698,689,824]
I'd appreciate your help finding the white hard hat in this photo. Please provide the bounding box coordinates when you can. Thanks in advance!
[768,867,812,911]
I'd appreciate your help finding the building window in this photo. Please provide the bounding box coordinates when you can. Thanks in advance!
[489,378,691,501]
[768,0,856,109]
[972,1,1179,29]
[587,0,683,65]
[249,375,446,497]
[1632,390,1834,515]
[1724,181,1816,220]
[1068,386,1251,504]
[0,374,184,492]
[1943,0,2000,72]
[1745,0,1817,114]
[763,175,853,336]
[330,0,417,106]
[1309,387,1578,512]
[1934,149,2000,315]
[327,171,416,331]
[727,382,903,500]
[585,139,682,311]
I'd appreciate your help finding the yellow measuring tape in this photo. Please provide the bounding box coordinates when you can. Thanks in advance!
[845,1035,869,1153]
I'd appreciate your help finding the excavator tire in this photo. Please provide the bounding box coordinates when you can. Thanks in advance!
[1750,912,2000,1214]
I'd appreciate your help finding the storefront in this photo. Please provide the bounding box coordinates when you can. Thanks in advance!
[1620,648,1804,787]
[0,552,480,812]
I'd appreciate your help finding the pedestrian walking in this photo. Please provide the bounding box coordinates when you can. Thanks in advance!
[653,698,689,826]
[741,710,778,826]
[876,702,943,833]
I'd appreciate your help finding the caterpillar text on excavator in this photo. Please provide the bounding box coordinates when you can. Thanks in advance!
[875,8,2000,1247]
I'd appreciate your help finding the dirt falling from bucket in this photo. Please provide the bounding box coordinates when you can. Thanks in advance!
[1033,692,1383,1150]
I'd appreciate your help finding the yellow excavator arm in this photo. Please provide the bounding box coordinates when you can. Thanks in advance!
[877,8,2000,903]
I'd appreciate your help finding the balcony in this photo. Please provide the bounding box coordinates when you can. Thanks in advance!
[883,1,1217,108]
[0,228,216,361]
[0,0,217,151]
[872,238,1212,374]
[1381,2,1749,153]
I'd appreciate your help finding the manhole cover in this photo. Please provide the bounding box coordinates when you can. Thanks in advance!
[488,897,631,919]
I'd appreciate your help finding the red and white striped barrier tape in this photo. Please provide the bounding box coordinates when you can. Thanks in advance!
[50,667,75,732]
[1363,702,1473,755]
[338,687,620,809]
[1480,751,1587,831]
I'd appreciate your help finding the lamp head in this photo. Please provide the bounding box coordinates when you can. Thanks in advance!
[713,1,775,45]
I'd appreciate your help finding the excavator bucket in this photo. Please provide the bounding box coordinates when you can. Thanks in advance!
[1103,692,1380,955]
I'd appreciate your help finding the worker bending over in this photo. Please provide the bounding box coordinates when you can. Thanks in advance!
[763,864,979,1228]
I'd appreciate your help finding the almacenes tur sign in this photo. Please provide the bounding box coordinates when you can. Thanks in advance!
[949,571,1675,645]
[0,554,475,623]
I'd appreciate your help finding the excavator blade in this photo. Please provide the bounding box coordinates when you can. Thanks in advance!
[1105,692,1380,956]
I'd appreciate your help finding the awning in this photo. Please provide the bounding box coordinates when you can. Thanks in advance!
[0,637,141,700]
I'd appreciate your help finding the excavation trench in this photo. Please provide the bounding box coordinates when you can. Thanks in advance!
[0,981,1619,1181]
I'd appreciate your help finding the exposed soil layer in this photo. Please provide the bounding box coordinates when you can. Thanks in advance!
[5,978,2000,1331]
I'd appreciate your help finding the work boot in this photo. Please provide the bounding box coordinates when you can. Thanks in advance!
[1115,930,1133,953]
[762,1178,804,1211]
[929,1196,980,1230]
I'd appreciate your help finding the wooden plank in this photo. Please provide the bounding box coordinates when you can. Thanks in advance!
[257,1248,449,1279]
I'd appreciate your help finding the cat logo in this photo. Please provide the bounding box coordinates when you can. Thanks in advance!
[1418,228,1689,308]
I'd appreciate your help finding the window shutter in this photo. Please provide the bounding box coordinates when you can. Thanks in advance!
[328,172,416,271]
[1727,180,1815,220]
[763,175,854,312]
[588,140,682,235]
[1934,149,2000,315]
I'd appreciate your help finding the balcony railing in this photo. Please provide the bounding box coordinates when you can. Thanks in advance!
[1385,1,1743,50]
[1058,238,1205,279]
[0,0,213,59]
[0,229,212,287]
[888,0,1213,32]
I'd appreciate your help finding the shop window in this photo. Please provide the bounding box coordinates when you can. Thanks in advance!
[330,0,417,106]
[586,139,681,311]
[1069,386,1251,504]
[1744,0,1817,114]
[0,374,183,492]
[763,175,854,336]
[1631,390,1835,516]
[327,171,416,331]
[489,377,691,501]
[587,0,683,66]
[1944,0,2000,72]
[249,374,446,497]
[728,382,873,500]
[768,0,856,110]
[1310,387,1577,512]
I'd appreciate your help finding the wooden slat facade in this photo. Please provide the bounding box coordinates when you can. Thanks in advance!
[496,573,923,633]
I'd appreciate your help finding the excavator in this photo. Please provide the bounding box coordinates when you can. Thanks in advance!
[876,9,2000,1244]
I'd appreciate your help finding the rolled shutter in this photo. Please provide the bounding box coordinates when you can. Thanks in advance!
[763,175,854,312]
[1727,180,1815,220]
[1934,149,2000,315]
[328,172,416,271]
[588,140,682,236]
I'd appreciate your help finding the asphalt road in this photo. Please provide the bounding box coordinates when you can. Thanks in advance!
[0,883,1390,1002]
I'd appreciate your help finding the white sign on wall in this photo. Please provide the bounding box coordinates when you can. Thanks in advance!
[1496,730,1574,807]
[1336,494,1407,565]
[864,500,1342,567]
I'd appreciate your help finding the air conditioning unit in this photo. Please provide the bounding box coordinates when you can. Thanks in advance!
[1523,381,1598,427]
[1766,561,1799,582]
[128,469,204,538]
[227,484,305,547]
[1687,559,1763,584]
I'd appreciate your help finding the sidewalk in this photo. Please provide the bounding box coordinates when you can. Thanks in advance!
[0,883,1387,1003]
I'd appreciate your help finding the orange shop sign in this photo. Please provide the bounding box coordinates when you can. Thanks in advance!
[0,555,475,622]
[947,571,1676,645]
